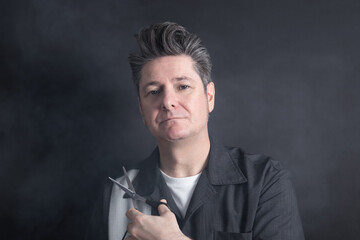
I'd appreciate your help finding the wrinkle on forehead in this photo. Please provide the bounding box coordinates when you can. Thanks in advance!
[140,55,199,80]
[139,55,201,94]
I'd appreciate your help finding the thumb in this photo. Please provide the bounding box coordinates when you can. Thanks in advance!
[158,199,170,215]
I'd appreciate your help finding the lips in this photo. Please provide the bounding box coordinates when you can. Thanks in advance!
[160,117,185,124]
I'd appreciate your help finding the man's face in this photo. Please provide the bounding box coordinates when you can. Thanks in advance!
[138,55,215,142]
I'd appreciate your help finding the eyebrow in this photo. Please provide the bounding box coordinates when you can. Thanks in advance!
[141,81,160,94]
[173,76,194,82]
[141,76,194,91]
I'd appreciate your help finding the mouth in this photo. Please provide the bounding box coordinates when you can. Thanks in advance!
[160,117,185,124]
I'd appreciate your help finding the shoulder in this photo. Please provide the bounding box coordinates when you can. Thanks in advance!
[225,146,291,186]
[226,145,284,169]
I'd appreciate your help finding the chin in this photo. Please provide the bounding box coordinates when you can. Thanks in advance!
[161,129,192,142]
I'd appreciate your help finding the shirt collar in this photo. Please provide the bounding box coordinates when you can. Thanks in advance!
[205,136,247,185]
[130,136,247,198]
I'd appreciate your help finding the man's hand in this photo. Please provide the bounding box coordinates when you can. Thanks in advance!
[125,199,191,240]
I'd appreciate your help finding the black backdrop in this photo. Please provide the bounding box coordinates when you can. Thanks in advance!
[1,0,359,239]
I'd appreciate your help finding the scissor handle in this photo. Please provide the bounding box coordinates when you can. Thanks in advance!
[145,199,172,212]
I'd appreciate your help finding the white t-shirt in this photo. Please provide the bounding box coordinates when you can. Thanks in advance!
[160,170,202,218]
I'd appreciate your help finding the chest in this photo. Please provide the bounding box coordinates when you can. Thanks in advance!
[176,186,256,240]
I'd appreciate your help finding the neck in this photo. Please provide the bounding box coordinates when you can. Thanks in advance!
[157,132,211,178]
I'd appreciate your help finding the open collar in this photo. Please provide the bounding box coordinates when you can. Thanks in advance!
[129,137,247,195]
[124,137,248,220]
[205,137,247,185]
[125,148,184,218]
[130,147,161,198]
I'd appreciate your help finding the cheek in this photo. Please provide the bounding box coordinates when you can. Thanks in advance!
[186,94,209,115]
[142,105,158,122]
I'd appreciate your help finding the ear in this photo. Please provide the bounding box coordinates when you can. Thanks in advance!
[138,98,145,125]
[206,82,215,113]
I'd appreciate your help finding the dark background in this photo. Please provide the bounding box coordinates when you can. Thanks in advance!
[1,0,359,239]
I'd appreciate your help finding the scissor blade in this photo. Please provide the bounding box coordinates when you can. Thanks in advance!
[108,177,146,202]
[122,167,137,209]
[123,167,135,192]
[109,177,135,197]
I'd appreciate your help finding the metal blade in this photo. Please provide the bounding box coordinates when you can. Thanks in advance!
[122,167,135,191]
[122,167,137,209]
[108,177,146,202]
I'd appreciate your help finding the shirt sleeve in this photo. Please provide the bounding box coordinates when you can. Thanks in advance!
[253,159,305,240]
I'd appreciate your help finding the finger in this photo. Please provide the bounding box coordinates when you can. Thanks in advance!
[158,199,170,215]
[125,236,134,240]
[127,222,134,232]
[126,207,143,220]
[127,223,138,239]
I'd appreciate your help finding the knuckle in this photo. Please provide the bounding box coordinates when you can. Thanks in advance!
[130,229,139,238]
[135,215,146,225]
[127,225,138,238]
[125,209,133,218]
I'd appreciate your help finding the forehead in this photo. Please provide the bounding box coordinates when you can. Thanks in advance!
[140,55,201,85]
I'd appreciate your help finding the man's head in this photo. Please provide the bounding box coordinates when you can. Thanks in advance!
[129,22,212,94]
[129,22,215,142]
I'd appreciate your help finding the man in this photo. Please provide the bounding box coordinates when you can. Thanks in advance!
[86,22,305,240]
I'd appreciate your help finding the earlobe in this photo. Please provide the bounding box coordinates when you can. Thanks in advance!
[207,82,215,113]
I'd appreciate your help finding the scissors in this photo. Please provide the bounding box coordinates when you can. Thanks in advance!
[109,167,171,240]
[108,167,170,211]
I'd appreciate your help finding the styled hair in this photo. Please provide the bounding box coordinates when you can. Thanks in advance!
[128,22,212,94]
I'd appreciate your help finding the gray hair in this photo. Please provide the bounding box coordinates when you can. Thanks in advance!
[128,22,212,94]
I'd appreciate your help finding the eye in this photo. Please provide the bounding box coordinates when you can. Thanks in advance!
[179,85,190,90]
[149,90,160,95]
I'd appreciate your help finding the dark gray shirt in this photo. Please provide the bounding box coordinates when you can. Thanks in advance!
[86,138,305,240]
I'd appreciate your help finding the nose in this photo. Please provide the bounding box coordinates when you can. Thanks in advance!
[161,89,177,111]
